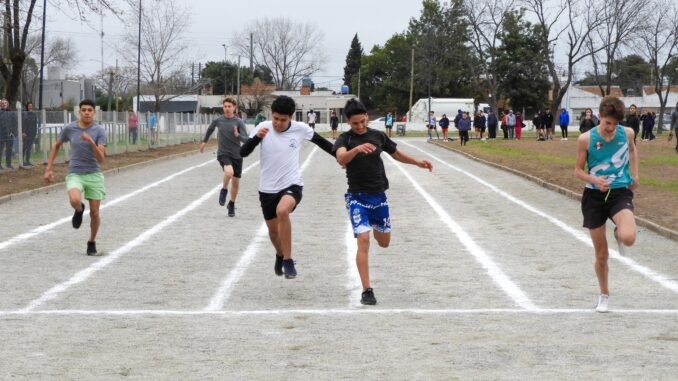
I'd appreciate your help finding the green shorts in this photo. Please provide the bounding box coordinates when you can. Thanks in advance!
[66,172,106,200]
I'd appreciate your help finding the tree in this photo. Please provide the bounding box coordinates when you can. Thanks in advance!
[0,0,121,109]
[121,0,191,112]
[577,54,653,95]
[22,36,79,104]
[523,0,607,129]
[200,61,273,96]
[495,10,550,113]
[638,0,678,132]
[232,17,325,90]
[586,0,646,96]
[408,0,473,107]
[343,34,363,88]
[464,0,517,114]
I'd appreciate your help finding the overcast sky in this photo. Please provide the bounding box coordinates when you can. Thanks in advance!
[48,0,425,91]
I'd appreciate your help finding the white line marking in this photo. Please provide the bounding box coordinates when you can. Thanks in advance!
[203,147,320,311]
[3,308,678,316]
[345,222,362,307]
[400,140,678,294]
[20,161,259,312]
[204,223,269,311]
[386,155,539,311]
[0,158,214,252]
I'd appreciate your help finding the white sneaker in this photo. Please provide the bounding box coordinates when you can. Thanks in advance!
[595,294,609,313]
[564,138,568,141]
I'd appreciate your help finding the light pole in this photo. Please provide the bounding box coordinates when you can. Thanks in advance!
[38,0,47,110]
[136,0,142,112]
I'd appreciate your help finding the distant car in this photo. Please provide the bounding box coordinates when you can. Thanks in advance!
[368,117,385,128]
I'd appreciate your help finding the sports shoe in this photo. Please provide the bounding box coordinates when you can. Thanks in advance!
[218,188,228,206]
[86,241,100,256]
[72,203,85,229]
[274,254,284,276]
[361,288,377,305]
[227,201,235,217]
[282,258,297,279]
[595,294,609,313]
[614,227,626,256]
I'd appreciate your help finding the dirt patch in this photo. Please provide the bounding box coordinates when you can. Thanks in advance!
[436,137,678,230]
[0,142,213,198]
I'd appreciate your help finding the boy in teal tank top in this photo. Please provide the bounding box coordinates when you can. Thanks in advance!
[575,96,639,313]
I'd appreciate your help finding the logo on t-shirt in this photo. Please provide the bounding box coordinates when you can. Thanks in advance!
[595,141,603,150]
[288,138,297,148]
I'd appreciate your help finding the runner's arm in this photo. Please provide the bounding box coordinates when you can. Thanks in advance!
[240,135,262,157]
[310,132,335,156]
[391,149,432,171]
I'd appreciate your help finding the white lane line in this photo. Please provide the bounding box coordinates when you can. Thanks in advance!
[203,147,320,311]
[386,155,539,311]
[20,161,259,313]
[401,140,678,294]
[345,223,362,307]
[204,223,269,311]
[0,158,214,252]
[3,308,678,316]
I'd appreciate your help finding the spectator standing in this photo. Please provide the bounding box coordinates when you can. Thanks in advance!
[545,109,554,140]
[515,111,524,140]
[438,113,450,141]
[559,108,570,140]
[500,111,508,139]
[149,112,158,145]
[330,110,339,139]
[506,110,516,139]
[0,99,15,169]
[254,111,266,127]
[128,109,138,144]
[22,102,39,166]
[579,108,596,134]
[532,113,541,140]
[385,112,394,138]
[625,104,640,144]
[478,111,487,140]
[487,110,498,139]
[307,109,316,129]
[457,112,472,146]
[426,111,439,140]
[670,102,678,153]
[473,111,482,140]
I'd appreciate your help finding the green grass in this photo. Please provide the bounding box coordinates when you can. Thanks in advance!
[640,177,678,193]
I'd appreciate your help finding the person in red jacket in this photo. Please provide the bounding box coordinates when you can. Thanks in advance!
[515,111,525,140]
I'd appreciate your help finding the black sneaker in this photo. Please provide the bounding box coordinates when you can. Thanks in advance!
[72,203,85,229]
[282,258,297,279]
[86,241,100,256]
[361,288,377,305]
[227,201,235,217]
[274,254,284,276]
[218,188,228,206]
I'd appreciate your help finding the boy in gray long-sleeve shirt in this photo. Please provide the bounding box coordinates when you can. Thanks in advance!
[200,96,248,217]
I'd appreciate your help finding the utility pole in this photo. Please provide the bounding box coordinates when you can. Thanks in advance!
[237,55,241,111]
[136,0,142,112]
[249,33,254,73]
[357,67,361,99]
[409,48,414,122]
[222,44,228,95]
[38,0,47,109]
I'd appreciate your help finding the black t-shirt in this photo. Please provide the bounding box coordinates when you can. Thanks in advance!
[333,128,397,193]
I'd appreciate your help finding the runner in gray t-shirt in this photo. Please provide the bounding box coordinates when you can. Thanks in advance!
[200,96,248,217]
[44,99,107,256]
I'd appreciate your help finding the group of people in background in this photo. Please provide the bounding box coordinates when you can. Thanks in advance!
[0,99,39,170]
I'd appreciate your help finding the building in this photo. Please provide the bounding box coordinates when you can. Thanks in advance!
[34,66,86,109]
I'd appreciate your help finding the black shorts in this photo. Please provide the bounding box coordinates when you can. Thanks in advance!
[331,125,338,131]
[259,184,303,220]
[217,155,243,178]
[309,123,315,129]
[385,125,393,129]
[581,187,634,229]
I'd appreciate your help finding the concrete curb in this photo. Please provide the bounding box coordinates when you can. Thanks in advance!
[0,148,201,206]
[430,141,678,242]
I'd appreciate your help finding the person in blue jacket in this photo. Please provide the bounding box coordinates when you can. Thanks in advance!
[559,108,570,141]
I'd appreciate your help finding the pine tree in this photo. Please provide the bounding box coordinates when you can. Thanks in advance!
[343,34,363,86]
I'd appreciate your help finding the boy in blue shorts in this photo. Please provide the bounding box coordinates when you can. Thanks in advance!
[44,99,107,256]
[334,98,433,305]
[575,96,639,313]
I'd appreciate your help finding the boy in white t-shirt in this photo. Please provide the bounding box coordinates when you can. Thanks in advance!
[241,96,334,279]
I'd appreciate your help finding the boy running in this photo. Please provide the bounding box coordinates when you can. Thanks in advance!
[240,95,334,279]
[43,99,107,256]
[574,96,639,313]
[200,97,248,217]
[334,98,433,305]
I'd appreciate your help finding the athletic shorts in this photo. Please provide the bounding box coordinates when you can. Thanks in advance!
[581,187,634,229]
[331,125,338,131]
[259,184,303,220]
[217,155,243,178]
[386,125,393,129]
[345,192,391,236]
[66,172,106,201]
[309,123,315,129]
